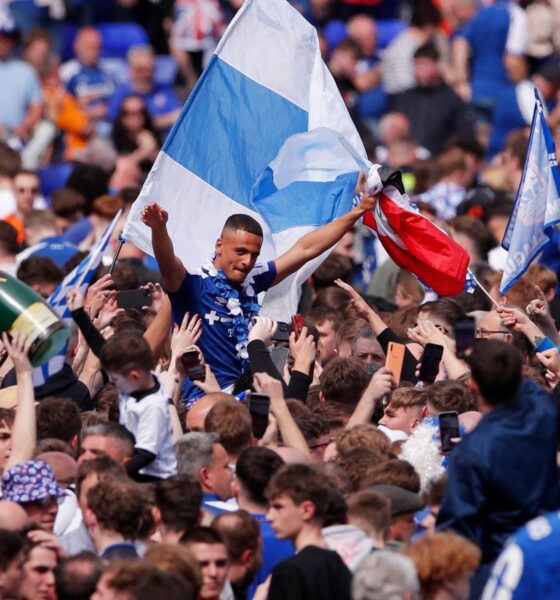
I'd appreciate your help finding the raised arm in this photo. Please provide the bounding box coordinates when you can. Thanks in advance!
[141,203,187,292]
[4,332,35,469]
[272,192,377,286]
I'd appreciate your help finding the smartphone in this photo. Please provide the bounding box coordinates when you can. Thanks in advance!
[180,350,205,382]
[439,411,461,454]
[272,321,290,343]
[291,314,305,340]
[116,289,152,309]
[418,343,444,384]
[385,341,405,385]
[270,347,289,374]
[249,392,270,439]
[454,316,476,359]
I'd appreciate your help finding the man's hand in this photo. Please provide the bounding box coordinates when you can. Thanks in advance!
[95,293,123,330]
[2,331,32,374]
[171,313,202,357]
[526,285,551,320]
[537,348,560,379]
[141,203,169,230]
[248,316,277,345]
[289,327,316,373]
[355,191,378,215]
[408,320,451,348]
[253,372,285,411]
[66,288,85,312]
[84,274,114,317]
[334,278,371,321]
[366,366,394,400]
[143,283,165,315]
[193,363,221,393]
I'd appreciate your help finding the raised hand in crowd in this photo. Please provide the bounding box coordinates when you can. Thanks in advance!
[143,282,165,315]
[289,326,317,375]
[170,312,202,358]
[536,347,560,384]
[497,304,547,347]
[84,273,115,318]
[141,202,169,229]
[345,366,395,429]
[248,316,277,345]
[526,285,560,345]
[95,293,124,331]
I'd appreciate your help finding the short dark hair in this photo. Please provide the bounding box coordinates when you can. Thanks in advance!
[17,257,64,287]
[182,526,226,546]
[50,187,86,221]
[87,478,145,539]
[413,42,439,61]
[37,397,82,444]
[222,214,263,238]
[55,552,104,600]
[411,0,441,28]
[0,142,22,178]
[0,221,19,255]
[319,357,370,406]
[155,475,202,535]
[362,459,421,493]
[204,399,252,457]
[425,380,476,414]
[466,340,522,406]
[265,464,335,524]
[100,332,154,374]
[0,408,14,429]
[75,456,126,498]
[83,423,135,452]
[235,447,284,506]
[0,529,25,570]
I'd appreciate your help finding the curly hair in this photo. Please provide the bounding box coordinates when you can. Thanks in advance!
[402,532,481,600]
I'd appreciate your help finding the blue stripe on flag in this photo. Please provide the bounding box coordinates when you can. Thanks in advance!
[163,56,308,207]
[251,170,358,232]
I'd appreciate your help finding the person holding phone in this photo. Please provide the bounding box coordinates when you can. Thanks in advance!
[141,191,377,402]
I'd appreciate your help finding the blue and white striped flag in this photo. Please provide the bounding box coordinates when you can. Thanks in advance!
[33,210,122,385]
[123,0,366,321]
[500,90,560,295]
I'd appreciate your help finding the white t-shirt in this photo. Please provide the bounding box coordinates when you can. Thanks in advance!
[119,375,178,479]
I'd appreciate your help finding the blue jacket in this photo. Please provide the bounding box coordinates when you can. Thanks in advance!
[437,379,560,563]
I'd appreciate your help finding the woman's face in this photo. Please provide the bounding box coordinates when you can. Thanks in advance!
[121,98,147,134]
[20,546,57,600]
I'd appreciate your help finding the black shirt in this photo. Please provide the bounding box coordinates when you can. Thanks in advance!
[267,545,352,600]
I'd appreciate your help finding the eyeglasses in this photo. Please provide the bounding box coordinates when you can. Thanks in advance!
[475,329,509,338]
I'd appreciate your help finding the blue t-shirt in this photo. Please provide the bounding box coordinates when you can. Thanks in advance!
[483,512,560,599]
[0,58,42,129]
[108,83,181,124]
[66,65,115,108]
[247,516,295,600]
[61,217,92,245]
[168,261,277,399]
[18,236,79,268]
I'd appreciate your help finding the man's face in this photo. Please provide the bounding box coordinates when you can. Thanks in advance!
[215,228,262,284]
[91,573,123,600]
[13,174,39,214]
[414,57,440,87]
[20,546,57,600]
[75,30,101,67]
[130,55,154,89]
[390,512,416,543]
[379,405,418,435]
[78,435,128,466]
[266,494,306,540]
[2,550,25,598]
[206,444,234,501]
[477,311,512,342]
[22,496,59,533]
[352,336,385,367]
[0,421,12,473]
[188,542,230,600]
[315,320,337,365]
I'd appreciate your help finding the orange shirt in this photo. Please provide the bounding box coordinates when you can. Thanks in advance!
[3,214,24,245]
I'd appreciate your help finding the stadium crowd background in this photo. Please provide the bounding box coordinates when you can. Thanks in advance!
[1,0,560,600]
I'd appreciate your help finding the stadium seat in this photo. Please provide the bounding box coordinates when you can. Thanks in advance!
[97,22,149,58]
[38,163,73,200]
[376,19,406,50]
[323,20,347,53]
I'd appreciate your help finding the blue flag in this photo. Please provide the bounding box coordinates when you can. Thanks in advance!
[32,210,122,386]
[500,91,560,295]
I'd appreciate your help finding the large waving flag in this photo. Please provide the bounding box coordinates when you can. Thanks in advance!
[33,211,122,386]
[363,167,470,296]
[123,0,365,320]
[500,91,560,295]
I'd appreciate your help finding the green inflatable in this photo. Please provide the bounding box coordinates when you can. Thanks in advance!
[0,271,70,366]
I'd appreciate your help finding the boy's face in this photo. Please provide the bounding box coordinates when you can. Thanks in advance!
[107,370,140,395]
[379,405,419,435]
[266,494,308,540]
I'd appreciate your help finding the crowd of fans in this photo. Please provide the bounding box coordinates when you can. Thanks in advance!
[2,0,560,600]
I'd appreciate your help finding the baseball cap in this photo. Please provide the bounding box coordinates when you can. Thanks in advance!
[1,460,65,504]
[368,484,425,517]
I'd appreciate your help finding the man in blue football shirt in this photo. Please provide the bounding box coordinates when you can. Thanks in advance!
[141,193,376,399]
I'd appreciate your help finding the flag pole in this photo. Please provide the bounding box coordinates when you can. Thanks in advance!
[471,272,500,308]
[109,235,126,275]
